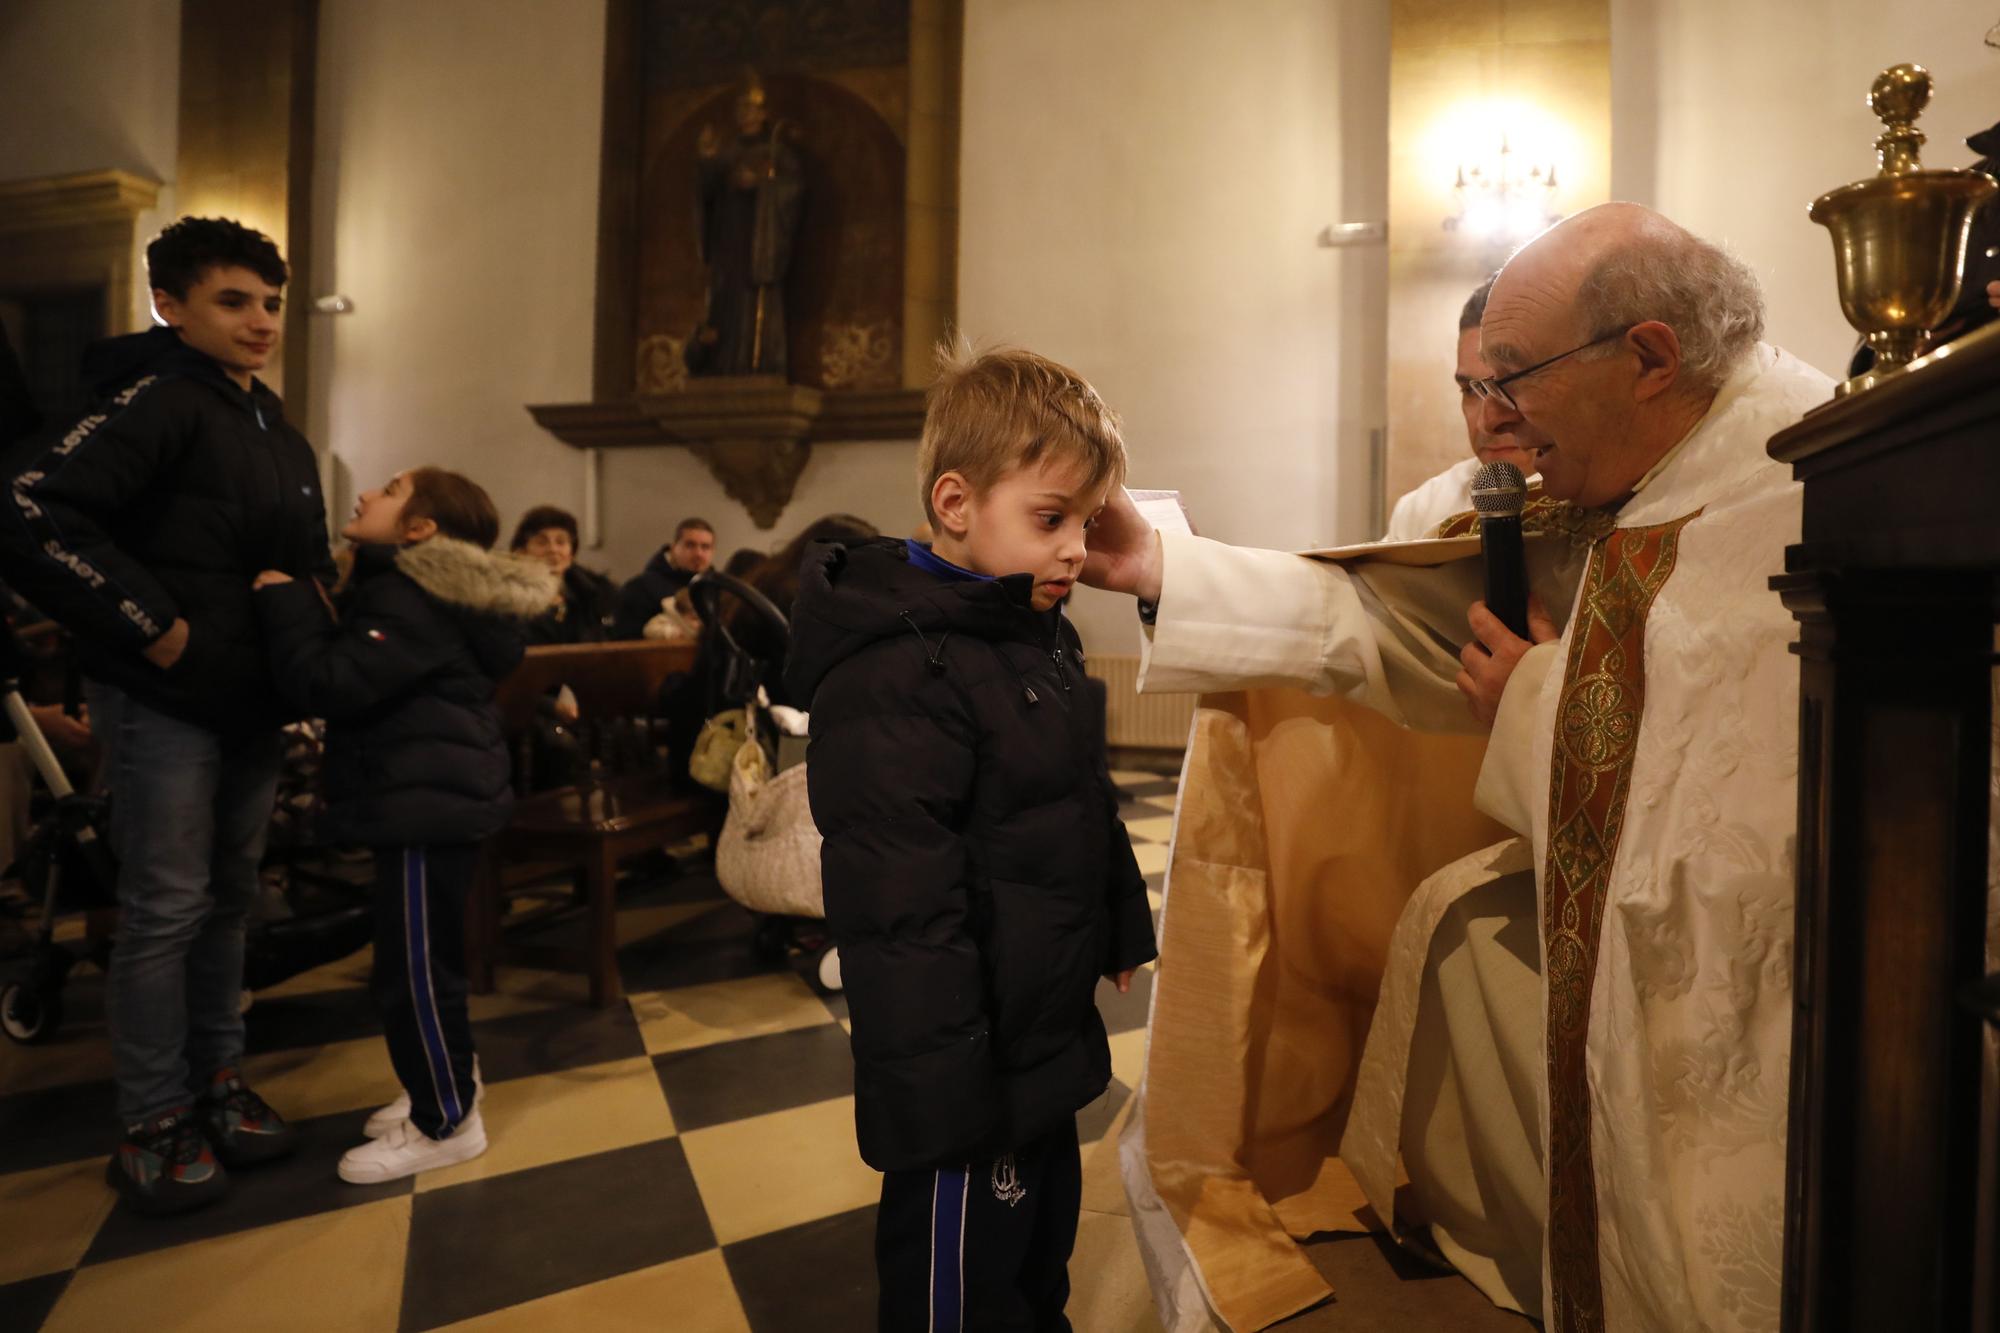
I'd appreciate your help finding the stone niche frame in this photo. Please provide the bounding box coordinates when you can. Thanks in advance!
[0,171,163,337]
[529,0,963,528]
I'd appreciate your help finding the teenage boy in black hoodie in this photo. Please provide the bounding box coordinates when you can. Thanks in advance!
[786,348,1158,1330]
[0,218,334,1214]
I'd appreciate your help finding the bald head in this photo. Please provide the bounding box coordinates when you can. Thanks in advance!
[1469,204,1765,507]
[1485,203,1764,393]
[1483,205,1681,368]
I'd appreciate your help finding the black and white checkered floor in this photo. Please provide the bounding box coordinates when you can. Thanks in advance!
[0,760,1183,1332]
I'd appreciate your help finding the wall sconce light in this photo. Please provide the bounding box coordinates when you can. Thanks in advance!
[1444,134,1561,243]
[312,295,355,315]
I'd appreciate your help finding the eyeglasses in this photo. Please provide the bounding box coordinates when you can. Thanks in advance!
[1466,327,1632,410]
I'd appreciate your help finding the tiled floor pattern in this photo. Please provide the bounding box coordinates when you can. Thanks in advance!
[0,753,1524,1331]
[0,760,1186,1333]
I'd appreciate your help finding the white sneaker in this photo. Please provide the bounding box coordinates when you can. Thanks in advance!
[338,1110,488,1184]
[364,1058,483,1139]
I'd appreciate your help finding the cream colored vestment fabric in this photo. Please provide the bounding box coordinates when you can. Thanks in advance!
[1122,525,1582,1330]
[1383,456,1481,542]
[1125,345,1835,1332]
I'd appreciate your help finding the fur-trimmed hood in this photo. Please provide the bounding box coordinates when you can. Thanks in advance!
[386,537,559,619]
[345,538,557,680]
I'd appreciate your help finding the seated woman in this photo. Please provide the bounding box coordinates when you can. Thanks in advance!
[509,506,617,645]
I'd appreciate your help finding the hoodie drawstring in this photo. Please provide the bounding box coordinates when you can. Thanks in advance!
[898,611,1057,709]
[899,612,952,677]
[985,641,1041,706]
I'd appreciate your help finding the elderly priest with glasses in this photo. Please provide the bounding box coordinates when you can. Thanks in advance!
[1088,203,1830,1333]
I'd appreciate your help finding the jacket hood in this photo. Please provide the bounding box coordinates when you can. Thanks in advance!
[390,537,559,619]
[784,538,1054,704]
[347,538,555,678]
[81,325,276,413]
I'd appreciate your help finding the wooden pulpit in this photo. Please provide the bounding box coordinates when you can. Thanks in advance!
[1769,320,2000,1333]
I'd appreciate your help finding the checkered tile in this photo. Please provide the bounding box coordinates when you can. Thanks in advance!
[0,762,1182,1332]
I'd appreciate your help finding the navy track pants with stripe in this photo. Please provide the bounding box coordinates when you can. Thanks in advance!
[369,843,480,1140]
[876,1116,1081,1332]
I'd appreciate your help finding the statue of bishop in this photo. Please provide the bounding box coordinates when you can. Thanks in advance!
[691,72,806,379]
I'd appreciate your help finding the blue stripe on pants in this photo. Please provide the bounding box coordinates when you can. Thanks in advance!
[930,1167,968,1332]
[403,848,464,1132]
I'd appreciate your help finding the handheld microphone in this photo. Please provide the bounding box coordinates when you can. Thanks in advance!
[1471,461,1530,641]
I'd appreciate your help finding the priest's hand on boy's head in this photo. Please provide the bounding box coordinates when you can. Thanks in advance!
[1456,596,1559,727]
[1081,486,1162,603]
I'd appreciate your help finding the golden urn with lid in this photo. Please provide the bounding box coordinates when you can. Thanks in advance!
[1809,63,1997,397]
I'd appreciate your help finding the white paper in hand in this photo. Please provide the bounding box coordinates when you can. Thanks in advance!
[1127,489,1195,537]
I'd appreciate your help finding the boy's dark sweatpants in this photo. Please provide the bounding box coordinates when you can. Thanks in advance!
[370,843,480,1140]
[876,1117,1082,1332]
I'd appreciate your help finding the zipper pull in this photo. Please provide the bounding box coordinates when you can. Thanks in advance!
[1051,645,1071,691]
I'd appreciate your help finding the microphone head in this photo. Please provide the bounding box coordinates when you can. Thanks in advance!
[1470,461,1527,518]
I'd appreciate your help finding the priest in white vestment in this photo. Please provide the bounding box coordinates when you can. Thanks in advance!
[1091,204,1833,1332]
[1382,274,1542,541]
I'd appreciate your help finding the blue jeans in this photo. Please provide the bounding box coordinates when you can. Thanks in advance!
[89,683,282,1125]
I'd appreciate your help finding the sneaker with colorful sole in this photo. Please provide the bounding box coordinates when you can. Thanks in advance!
[107,1106,228,1215]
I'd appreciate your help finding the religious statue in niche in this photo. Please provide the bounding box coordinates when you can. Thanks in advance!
[688,72,806,378]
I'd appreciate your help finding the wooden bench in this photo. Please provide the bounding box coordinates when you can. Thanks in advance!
[465,639,723,1007]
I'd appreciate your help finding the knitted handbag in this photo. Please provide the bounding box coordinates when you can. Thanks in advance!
[715,737,825,919]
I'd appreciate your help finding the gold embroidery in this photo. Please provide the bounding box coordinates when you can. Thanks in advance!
[1433,490,1618,548]
[1541,512,1700,1333]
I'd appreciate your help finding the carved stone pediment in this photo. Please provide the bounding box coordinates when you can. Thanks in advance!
[527,377,925,528]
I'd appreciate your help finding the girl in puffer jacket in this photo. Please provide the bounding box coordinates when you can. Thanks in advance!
[252,467,556,1185]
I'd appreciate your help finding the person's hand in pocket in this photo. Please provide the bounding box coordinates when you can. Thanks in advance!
[142,618,189,669]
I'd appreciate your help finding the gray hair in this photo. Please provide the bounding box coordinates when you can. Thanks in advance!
[1575,227,1764,393]
[1458,272,1498,333]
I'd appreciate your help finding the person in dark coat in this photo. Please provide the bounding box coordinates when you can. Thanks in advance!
[0,217,334,1215]
[0,318,39,452]
[785,348,1156,1330]
[255,467,555,1185]
[610,516,714,638]
[508,504,617,645]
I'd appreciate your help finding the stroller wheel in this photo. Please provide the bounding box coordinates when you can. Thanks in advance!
[815,945,842,993]
[1,979,62,1045]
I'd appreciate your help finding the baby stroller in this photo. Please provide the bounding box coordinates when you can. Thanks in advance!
[0,618,116,1044]
[0,619,374,1044]
[684,569,838,992]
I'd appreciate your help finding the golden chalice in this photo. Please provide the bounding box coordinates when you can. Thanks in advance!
[1809,63,1996,397]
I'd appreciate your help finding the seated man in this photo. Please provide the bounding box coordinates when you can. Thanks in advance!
[610,517,714,639]
[1091,203,1830,1333]
[1381,274,1539,541]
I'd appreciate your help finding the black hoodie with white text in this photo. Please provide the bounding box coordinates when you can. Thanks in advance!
[0,325,334,733]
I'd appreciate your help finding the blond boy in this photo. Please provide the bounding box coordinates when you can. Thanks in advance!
[785,348,1158,1328]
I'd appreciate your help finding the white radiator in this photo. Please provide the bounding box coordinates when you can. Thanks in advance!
[1086,653,1194,750]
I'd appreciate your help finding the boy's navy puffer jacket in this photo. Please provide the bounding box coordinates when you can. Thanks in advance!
[0,326,334,734]
[785,538,1158,1172]
[255,538,556,847]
